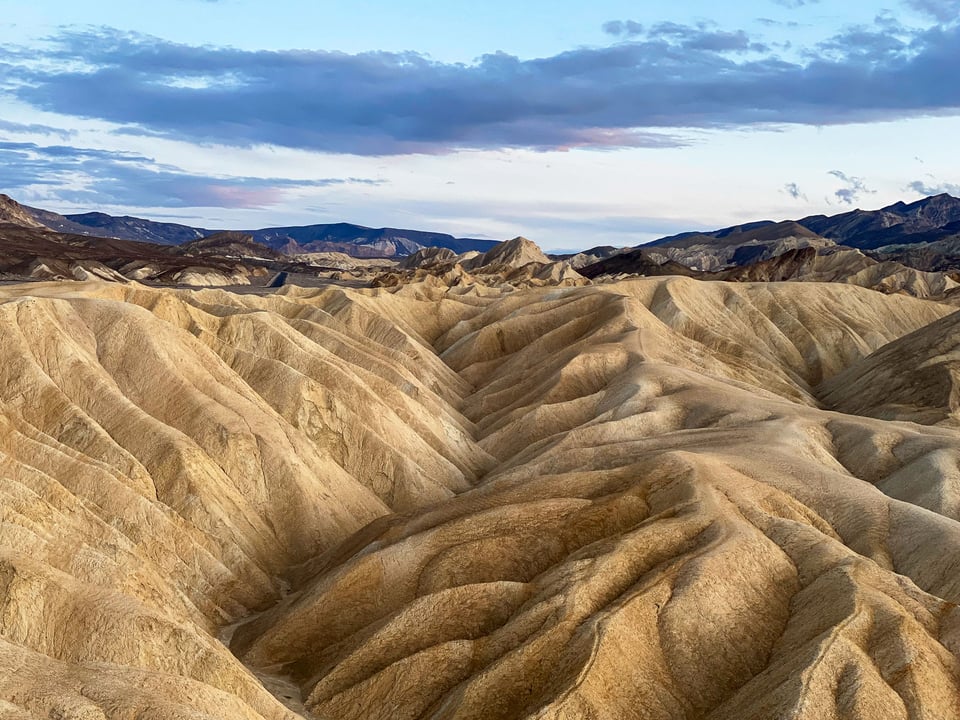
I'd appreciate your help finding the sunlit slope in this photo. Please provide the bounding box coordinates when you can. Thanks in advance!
[1,278,960,719]
[0,280,491,718]
[237,279,960,720]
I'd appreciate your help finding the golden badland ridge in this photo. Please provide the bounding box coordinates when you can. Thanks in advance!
[1,276,960,719]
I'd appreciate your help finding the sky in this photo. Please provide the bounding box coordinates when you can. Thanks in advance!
[1,0,960,251]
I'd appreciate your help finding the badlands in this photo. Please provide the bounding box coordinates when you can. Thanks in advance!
[2,273,960,719]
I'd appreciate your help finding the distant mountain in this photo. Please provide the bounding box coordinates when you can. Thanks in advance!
[548,245,629,269]
[58,212,210,245]
[5,195,499,258]
[580,244,957,298]
[633,194,960,273]
[577,248,701,279]
[797,194,960,250]
[175,231,286,261]
[642,220,833,271]
[20,205,128,237]
[249,223,497,257]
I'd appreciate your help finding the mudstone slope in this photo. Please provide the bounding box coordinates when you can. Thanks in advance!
[0,277,959,719]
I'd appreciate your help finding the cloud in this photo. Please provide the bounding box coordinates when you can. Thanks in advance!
[0,141,384,208]
[905,0,960,22]
[782,182,808,201]
[828,170,875,205]
[756,18,802,28]
[2,20,960,156]
[602,20,644,37]
[771,0,819,7]
[644,22,769,52]
[0,119,75,139]
[906,178,960,196]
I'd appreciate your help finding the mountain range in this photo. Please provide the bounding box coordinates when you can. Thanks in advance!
[2,195,499,258]
[6,192,960,293]
[6,192,960,263]
[579,194,960,279]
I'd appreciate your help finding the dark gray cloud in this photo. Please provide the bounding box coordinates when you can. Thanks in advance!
[782,182,808,200]
[0,141,384,208]
[906,178,960,196]
[828,170,875,205]
[2,19,960,156]
[905,0,960,22]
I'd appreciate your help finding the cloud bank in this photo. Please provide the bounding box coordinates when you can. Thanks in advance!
[907,178,960,196]
[0,17,958,156]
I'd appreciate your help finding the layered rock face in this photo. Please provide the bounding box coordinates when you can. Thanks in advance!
[1,277,960,719]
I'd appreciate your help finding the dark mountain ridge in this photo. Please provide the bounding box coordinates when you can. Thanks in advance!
[797,194,960,249]
[634,194,960,273]
[249,222,497,257]
[0,194,499,258]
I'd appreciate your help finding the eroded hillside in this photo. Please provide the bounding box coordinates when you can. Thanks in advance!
[1,278,959,719]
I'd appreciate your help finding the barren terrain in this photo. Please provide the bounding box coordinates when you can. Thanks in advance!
[1,276,960,719]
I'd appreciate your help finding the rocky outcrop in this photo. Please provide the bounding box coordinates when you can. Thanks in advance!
[0,194,47,229]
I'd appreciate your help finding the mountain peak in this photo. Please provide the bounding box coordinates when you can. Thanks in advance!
[0,194,47,229]
[472,235,550,269]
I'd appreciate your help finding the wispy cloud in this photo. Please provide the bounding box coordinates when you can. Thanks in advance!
[1,18,959,156]
[602,20,644,37]
[771,0,820,8]
[828,170,875,205]
[0,141,384,208]
[0,119,75,139]
[906,177,960,196]
[782,182,808,201]
[904,0,960,22]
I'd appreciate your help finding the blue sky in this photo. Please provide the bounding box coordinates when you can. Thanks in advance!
[1,0,959,250]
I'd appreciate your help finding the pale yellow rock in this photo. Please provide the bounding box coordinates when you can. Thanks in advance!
[0,277,959,719]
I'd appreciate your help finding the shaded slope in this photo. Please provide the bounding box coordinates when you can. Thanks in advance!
[716,246,958,297]
[579,247,702,278]
[642,221,834,271]
[819,308,960,426]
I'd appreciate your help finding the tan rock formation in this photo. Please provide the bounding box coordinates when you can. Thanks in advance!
[399,247,458,269]
[463,236,551,271]
[0,195,46,229]
[0,277,959,719]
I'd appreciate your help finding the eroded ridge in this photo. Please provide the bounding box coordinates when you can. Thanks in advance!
[1,277,959,719]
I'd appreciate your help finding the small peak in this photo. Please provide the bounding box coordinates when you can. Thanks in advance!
[472,236,551,270]
[0,193,46,229]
